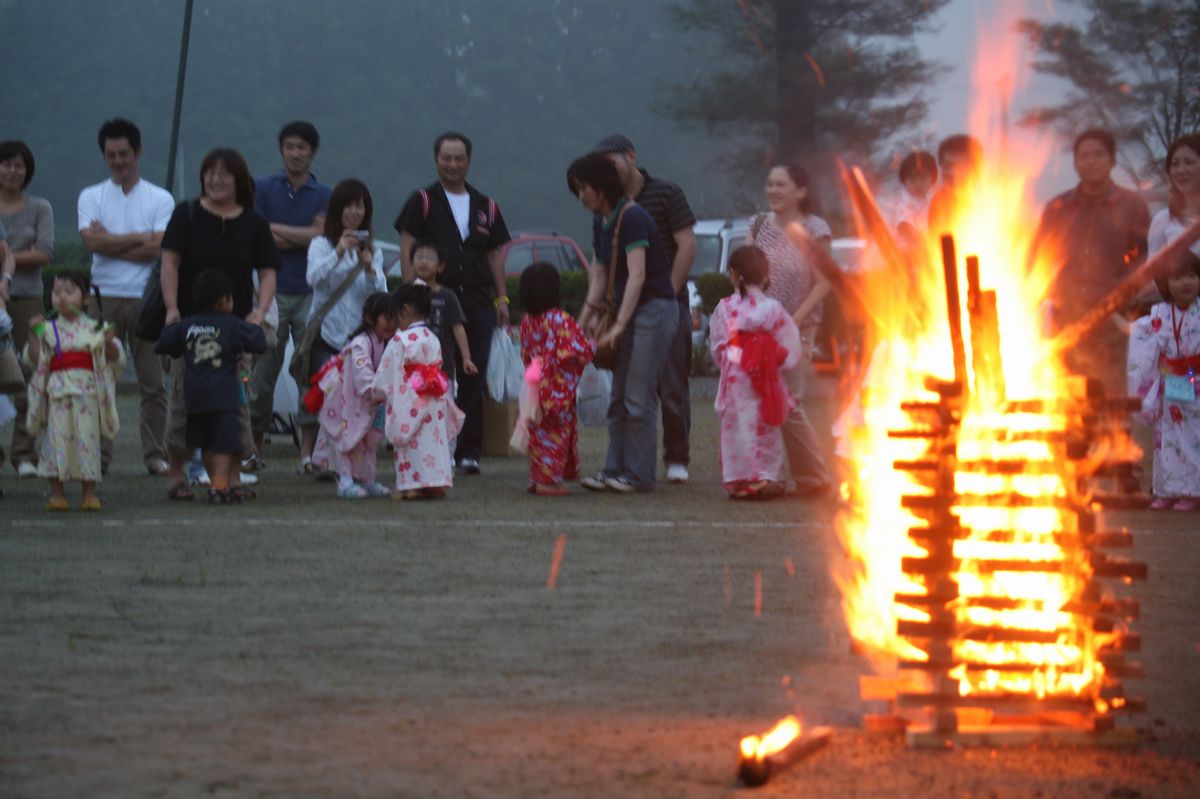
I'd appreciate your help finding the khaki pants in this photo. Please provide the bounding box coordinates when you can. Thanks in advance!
[89,296,167,472]
[166,354,254,458]
[250,292,313,437]
[2,296,43,469]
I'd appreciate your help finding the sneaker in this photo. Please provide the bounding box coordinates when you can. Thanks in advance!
[241,453,266,472]
[187,465,212,486]
[337,482,369,499]
[239,471,259,486]
[365,482,391,498]
[666,463,689,484]
[604,476,638,494]
[1149,497,1175,511]
[146,459,170,476]
[458,457,481,475]
[297,456,315,475]
[1173,499,1199,512]
[16,462,38,479]
[581,473,609,492]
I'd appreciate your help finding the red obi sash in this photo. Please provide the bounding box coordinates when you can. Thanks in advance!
[49,351,94,372]
[731,331,787,426]
[1159,354,1200,376]
[405,363,449,398]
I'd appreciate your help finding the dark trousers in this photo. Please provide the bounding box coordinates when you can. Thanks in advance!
[454,304,497,461]
[658,297,692,466]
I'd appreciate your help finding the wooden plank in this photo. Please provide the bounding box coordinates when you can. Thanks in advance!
[905,723,1139,749]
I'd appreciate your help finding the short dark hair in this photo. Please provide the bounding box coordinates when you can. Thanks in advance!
[728,246,769,296]
[1166,134,1200,219]
[390,282,432,320]
[899,150,938,185]
[53,270,91,298]
[347,292,393,342]
[566,152,624,207]
[193,269,234,312]
[0,141,35,188]
[97,117,141,154]
[278,120,320,151]
[409,238,446,264]
[1073,128,1116,160]
[936,134,983,167]
[434,131,472,160]
[324,178,373,244]
[199,148,255,208]
[519,262,561,316]
[1154,248,1200,304]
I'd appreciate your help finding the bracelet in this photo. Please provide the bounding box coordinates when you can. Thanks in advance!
[494,295,510,307]
[585,301,606,313]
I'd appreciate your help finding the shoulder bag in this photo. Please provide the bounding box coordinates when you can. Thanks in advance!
[288,259,367,386]
[590,203,632,370]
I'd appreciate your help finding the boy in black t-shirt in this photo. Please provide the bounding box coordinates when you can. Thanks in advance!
[156,270,267,503]
[410,238,477,384]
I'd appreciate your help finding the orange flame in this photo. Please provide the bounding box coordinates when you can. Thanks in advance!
[739,715,802,761]
[835,5,1125,703]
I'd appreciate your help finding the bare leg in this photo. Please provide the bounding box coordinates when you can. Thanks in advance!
[209,453,233,491]
[81,480,98,504]
[300,424,318,460]
[48,478,67,503]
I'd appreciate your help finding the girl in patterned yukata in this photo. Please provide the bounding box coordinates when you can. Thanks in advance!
[709,247,802,499]
[1127,250,1200,511]
[312,292,396,499]
[518,263,596,495]
[375,284,464,499]
[24,272,124,510]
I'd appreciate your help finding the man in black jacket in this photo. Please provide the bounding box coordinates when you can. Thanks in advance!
[395,132,511,474]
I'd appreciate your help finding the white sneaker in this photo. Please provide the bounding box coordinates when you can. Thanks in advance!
[16,462,38,479]
[239,471,259,486]
[666,463,689,484]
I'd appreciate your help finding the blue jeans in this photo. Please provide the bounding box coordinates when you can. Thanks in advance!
[603,298,678,490]
[454,304,497,462]
[657,297,692,466]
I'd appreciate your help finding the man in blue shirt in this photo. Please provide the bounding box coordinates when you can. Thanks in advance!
[247,121,331,472]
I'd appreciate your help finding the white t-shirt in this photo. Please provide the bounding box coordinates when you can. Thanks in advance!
[77,178,176,298]
[446,189,471,241]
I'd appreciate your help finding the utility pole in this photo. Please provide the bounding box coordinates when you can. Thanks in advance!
[165,0,195,197]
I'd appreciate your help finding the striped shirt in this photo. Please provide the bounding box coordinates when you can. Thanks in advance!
[635,170,695,296]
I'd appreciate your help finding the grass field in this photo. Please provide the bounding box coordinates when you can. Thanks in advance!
[1,386,1197,797]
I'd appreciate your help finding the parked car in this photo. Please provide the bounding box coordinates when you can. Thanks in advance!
[498,230,589,279]
[688,218,749,375]
[382,231,588,281]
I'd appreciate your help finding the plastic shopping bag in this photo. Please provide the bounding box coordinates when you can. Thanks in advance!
[576,362,612,428]
[486,327,524,403]
[509,358,544,454]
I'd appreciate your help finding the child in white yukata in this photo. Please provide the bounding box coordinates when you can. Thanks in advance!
[375,284,464,499]
[1127,250,1200,511]
[311,292,396,499]
[709,247,802,499]
[25,272,124,510]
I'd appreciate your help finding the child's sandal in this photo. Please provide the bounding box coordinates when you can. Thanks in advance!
[167,483,195,501]
[46,497,71,511]
[80,497,102,511]
[532,483,570,496]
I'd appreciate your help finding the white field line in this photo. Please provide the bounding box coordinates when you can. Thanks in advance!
[10,517,830,531]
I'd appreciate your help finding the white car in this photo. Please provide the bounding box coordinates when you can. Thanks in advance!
[688,218,749,375]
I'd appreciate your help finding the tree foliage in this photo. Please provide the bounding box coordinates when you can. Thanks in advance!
[1017,0,1200,181]
[662,0,949,207]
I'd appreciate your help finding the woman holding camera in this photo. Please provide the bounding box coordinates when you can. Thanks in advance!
[303,179,388,461]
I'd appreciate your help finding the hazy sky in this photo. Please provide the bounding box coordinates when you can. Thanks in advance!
[918,0,1093,203]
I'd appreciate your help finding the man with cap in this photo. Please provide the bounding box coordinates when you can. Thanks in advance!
[594,134,697,483]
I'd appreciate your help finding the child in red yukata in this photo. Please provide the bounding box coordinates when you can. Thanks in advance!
[518,262,596,495]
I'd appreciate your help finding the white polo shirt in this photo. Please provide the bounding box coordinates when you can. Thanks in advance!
[77,178,176,298]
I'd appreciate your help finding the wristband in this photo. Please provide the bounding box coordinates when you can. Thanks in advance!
[494,295,510,307]
[1,273,13,283]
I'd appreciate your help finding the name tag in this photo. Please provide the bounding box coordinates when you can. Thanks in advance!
[372,403,386,430]
[1164,373,1196,403]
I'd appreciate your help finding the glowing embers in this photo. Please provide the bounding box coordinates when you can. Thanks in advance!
[736,717,832,787]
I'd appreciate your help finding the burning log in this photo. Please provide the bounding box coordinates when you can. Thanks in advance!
[1053,215,1200,354]
[736,719,832,788]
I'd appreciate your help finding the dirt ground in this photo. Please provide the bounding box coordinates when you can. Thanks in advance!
[1,385,1198,798]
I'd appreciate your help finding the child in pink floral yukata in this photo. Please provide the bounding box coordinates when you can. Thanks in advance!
[311,292,397,499]
[1127,250,1200,511]
[709,247,802,499]
[375,283,464,500]
[518,262,596,495]
[25,272,124,510]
